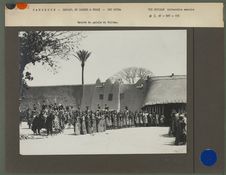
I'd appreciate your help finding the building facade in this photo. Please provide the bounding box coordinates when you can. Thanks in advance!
[20,75,186,121]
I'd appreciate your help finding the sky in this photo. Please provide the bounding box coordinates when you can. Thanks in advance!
[24,30,187,86]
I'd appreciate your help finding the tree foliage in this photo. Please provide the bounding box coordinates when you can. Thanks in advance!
[73,50,91,67]
[73,50,92,85]
[19,31,84,73]
[110,67,153,84]
[19,31,85,95]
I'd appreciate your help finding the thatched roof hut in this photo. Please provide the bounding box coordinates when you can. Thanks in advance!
[143,75,186,107]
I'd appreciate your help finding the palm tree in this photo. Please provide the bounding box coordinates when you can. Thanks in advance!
[74,50,91,85]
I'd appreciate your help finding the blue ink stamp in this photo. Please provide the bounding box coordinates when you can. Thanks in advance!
[200,149,217,166]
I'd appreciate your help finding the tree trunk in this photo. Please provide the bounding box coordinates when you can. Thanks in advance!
[81,64,84,85]
[80,64,85,110]
[19,63,26,99]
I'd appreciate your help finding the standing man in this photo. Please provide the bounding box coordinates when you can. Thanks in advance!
[81,112,87,135]
[31,104,39,132]
[86,110,92,134]
[124,106,129,127]
[169,109,177,136]
[96,110,101,132]
[53,106,61,133]
[46,105,54,136]
[139,111,143,127]
[159,113,165,126]
[134,111,139,127]
[112,111,117,129]
[73,109,81,135]
[143,111,148,127]
[147,112,153,126]
[117,112,121,129]
[155,113,160,126]
[58,105,65,131]
[25,107,32,129]
[91,111,97,133]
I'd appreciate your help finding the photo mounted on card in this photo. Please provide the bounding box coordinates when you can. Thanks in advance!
[4,2,224,173]
[18,29,187,155]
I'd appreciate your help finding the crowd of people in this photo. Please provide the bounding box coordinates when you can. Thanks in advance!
[21,101,187,145]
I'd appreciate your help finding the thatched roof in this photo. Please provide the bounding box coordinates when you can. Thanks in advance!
[143,75,186,106]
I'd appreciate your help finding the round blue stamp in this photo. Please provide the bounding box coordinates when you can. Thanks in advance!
[200,149,217,167]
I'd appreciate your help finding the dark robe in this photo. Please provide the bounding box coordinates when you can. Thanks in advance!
[31,113,45,135]
[46,113,55,135]
[95,114,101,132]
[73,112,81,135]
[112,113,117,129]
[85,114,92,134]
[81,115,87,135]
[91,113,97,133]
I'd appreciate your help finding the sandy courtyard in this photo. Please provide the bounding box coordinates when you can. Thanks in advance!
[20,122,186,155]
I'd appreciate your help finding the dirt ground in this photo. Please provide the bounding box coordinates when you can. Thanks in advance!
[20,122,186,155]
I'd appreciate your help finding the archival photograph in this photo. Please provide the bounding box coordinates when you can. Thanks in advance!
[19,30,187,155]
